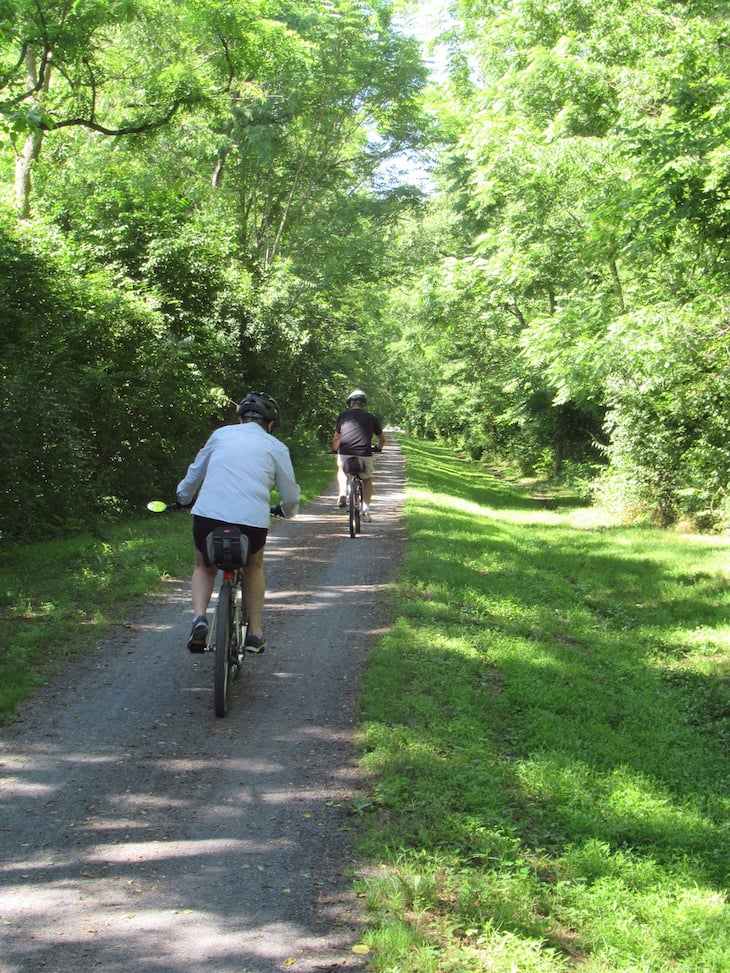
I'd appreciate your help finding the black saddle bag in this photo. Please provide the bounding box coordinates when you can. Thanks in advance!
[205,526,250,570]
[343,456,366,475]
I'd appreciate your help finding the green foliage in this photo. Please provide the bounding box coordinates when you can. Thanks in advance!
[0,218,214,540]
[379,0,730,525]
[0,0,430,540]
[5,0,730,535]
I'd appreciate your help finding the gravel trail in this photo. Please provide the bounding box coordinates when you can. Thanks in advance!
[0,443,405,973]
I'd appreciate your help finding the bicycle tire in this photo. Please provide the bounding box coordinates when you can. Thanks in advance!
[214,582,232,717]
[355,479,363,534]
[348,478,357,538]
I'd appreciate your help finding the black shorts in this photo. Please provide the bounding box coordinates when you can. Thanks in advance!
[192,516,268,564]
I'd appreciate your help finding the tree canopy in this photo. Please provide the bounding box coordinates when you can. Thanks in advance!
[385,0,730,527]
[2,0,730,539]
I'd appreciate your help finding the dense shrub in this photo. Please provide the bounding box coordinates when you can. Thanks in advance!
[0,221,216,541]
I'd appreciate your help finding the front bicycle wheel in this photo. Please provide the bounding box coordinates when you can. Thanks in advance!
[214,581,233,717]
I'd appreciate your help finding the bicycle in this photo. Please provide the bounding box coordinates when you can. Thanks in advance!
[205,523,250,717]
[147,502,280,717]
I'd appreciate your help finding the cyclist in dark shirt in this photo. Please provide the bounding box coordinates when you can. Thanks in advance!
[332,390,385,521]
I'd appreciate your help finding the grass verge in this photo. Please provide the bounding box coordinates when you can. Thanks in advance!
[0,450,334,724]
[355,435,729,973]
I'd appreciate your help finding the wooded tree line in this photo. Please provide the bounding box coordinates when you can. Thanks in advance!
[2,0,729,540]
[390,0,730,528]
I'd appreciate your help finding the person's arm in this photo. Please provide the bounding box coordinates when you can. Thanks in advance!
[332,413,343,452]
[176,438,213,505]
[274,451,301,519]
[373,416,385,452]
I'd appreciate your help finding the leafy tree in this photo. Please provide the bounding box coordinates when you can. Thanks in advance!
[0,0,432,538]
[209,0,428,274]
[389,0,730,522]
[1,0,211,216]
[0,218,216,539]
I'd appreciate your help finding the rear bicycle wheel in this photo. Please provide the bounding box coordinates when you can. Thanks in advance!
[354,478,363,534]
[348,477,357,538]
[214,581,233,717]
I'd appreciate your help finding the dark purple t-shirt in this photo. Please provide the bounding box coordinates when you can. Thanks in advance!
[336,408,383,456]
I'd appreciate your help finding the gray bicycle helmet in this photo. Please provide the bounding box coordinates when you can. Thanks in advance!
[347,389,367,406]
[237,390,280,426]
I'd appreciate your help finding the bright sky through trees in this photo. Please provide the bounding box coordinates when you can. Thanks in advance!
[403,0,452,80]
[375,0,453,190]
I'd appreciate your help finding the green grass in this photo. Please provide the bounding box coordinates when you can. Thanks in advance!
[0,449,334,724]
[3,437,729,971]
[356,435,730,973]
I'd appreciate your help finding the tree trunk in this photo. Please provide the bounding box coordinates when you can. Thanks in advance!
[15,49,49,218]
[15,129,44,219]
[609,258,625,313]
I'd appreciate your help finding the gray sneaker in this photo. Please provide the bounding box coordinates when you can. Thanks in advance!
[187,615,208,653]
[244,633,266,653]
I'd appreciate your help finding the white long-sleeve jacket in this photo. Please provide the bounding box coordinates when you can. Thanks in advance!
[176,422,300,527]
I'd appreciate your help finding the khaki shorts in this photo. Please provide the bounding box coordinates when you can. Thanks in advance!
[337,454,374,478]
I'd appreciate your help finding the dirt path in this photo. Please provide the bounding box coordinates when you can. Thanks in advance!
[0,444,405,973]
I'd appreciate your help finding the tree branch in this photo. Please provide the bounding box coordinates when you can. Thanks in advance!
[40,99,187,135]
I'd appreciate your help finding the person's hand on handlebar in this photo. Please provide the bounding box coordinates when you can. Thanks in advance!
[270,504,285,518]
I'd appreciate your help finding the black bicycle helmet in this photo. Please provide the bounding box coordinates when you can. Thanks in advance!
[237,390,280,426]
[347,389,367,406]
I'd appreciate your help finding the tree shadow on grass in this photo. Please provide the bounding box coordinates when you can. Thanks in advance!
[400,438,544,511]
[366,481,730,911]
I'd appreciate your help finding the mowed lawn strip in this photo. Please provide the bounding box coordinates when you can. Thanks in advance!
[356,434,729,973]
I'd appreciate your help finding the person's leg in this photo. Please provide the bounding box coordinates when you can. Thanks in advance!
[187,546,217,651]
[336,456,347,503]
[243,546,266,638]
[192,546,218,617]
[337,470,348,500]
[362,457,375,508]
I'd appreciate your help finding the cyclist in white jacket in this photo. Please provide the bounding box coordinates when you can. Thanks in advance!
[176,391,300,654]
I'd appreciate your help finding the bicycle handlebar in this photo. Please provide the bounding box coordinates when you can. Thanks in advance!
[330,446,383,454]
[147,499,188,513]
[148,499,286,519]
